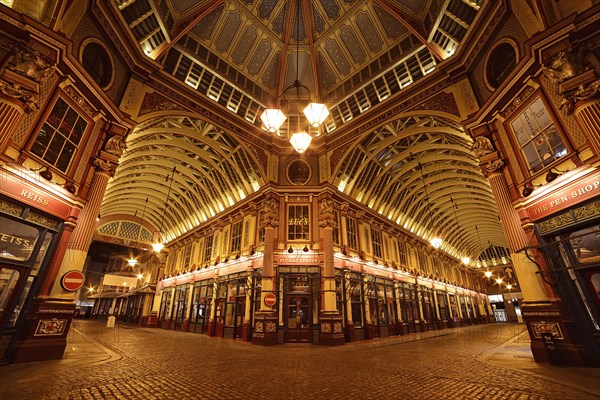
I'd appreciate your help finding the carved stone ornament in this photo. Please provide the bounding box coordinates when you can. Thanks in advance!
[542,48,589,84]
[482,159,504,175]
[8,45,56,83]
[471,136,494,159]
[93,157,117,174]
[542,47,599,114]
[104,135,126,156]
[559,79,600,114]
[0,78,39,113]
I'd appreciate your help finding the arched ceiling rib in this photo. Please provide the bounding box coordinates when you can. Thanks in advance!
[333,114,505,262]
[100,116,266,244]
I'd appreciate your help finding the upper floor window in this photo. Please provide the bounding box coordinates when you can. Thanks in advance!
[30,97,88,173]
[371,229,382,258]
[486,42,517,89]
[287,205,309,241]
[203,234,213,263]
[509,96,568,174]
[398,241,408,266]
[183,243,192,269]
[231,220,242,254]
[347,217,358,250]
[81,41,113,88]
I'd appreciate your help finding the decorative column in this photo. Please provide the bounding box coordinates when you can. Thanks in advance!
[477,135,588,365]
[394,282,405,335]
[432,286,442,330]
[362,275,373,339]
[542,52,600,157]
[317,196,344,345]
[241,270,253,341]
[415,280,425,333]
[573,97,600,156]
[343,269,355,341]
[0,45,55,157]
[48,157,116,298]
[483,162,551,304]
[252,196,279,345]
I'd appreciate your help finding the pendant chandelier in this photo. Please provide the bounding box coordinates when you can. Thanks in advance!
[259,0,329,153]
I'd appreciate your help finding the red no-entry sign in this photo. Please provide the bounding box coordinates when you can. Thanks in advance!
[264,293,277,307]
[61,270,85,291]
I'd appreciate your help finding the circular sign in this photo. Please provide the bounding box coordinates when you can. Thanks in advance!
[60,270,85,291]
[264,293,277,307]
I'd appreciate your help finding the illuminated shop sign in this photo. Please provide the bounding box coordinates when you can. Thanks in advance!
[527,174,600,220]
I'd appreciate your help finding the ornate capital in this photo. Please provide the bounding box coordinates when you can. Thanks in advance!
[93,157,117,175]
[7,45,56,83]
[261,198,279,228]
[104,135,126,156]
[482,159,505,176]
[0,78,39,113]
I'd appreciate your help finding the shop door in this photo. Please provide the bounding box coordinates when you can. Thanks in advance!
[286,295,311,343]
[234,297,245,339]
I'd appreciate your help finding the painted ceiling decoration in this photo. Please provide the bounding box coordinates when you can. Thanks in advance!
[101,0,505,264]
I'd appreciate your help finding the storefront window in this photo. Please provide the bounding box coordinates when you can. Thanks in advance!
[568,225,600,264]
[0,216,41,262]
[0,269,20,324]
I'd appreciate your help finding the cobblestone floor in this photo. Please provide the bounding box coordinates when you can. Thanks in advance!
[1,321,598,400]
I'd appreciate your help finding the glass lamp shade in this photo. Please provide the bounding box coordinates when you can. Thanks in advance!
[290,131,313,153]
[127,258,138,267]
[430,237,443,249]
[303,102,329,128]
[461,257,470,265]
[152,242,164,252]
[260,109,287,133]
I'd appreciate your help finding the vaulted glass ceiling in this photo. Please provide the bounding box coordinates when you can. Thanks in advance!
[99,0,505,264]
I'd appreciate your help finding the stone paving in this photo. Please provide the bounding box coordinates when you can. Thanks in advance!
[1,321,599,400]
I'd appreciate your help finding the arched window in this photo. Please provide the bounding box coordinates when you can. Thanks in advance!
[81,41,113,88]
[486,42,517,89]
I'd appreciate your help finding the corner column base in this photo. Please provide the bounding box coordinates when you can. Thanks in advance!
[317,313,345,346]
[10,298,76,363]
[522,302,593,367]
[252,312,279,346]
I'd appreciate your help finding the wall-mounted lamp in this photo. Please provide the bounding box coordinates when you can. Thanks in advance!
[287,246,294,254]
[303,245,309,252]
[545,169,559,183]
[40,167,52,181]
[64,181,76,194]
[522,183,534,197]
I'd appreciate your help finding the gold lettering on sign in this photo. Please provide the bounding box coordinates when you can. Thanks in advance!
[532,180,600,216]
[288,217,309,225]
[0,233,31,247]
[20,190,49,206]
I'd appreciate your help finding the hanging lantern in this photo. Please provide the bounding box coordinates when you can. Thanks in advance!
[290,131,313,153]
[260,109,287,133]
[303,102,329,128]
